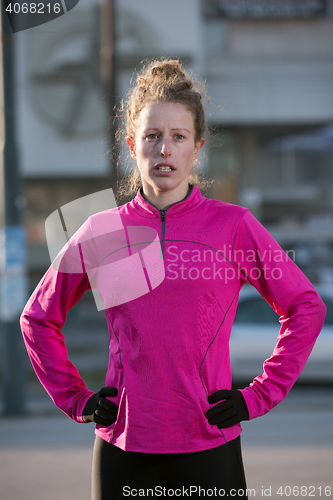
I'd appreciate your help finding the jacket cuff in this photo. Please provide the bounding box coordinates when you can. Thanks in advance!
[74,390,95,423]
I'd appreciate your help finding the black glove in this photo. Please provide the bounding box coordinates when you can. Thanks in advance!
[82,387,118,426]
[206,389,249,429]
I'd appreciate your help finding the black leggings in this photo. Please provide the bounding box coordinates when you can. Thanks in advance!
[91,436,248,500]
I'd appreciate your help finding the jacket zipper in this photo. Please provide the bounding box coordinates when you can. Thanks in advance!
[142,184,193,259]
[159,209,167,259]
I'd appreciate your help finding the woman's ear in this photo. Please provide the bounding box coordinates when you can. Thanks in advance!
[127,137,136,159]
[194,137,205,159]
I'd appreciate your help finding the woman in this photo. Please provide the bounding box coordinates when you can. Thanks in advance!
[21,59,326,499]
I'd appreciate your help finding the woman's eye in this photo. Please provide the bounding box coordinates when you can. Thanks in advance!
[146,134,158,140]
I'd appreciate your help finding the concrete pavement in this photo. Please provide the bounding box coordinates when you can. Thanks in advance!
[0,387,332,500]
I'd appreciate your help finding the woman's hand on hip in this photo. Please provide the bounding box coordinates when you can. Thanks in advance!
[206,389,249,428]
[82,387,118,426]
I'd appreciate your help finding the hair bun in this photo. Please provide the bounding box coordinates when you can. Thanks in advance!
[151,61,186,81]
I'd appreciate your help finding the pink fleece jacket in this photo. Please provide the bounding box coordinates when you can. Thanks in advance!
[20,184,326,453]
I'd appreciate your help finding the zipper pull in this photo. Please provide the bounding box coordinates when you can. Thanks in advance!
[160,209,167,221]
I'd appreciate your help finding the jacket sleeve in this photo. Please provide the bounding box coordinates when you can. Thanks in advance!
[20,218,98,422]
[232,209,326,420]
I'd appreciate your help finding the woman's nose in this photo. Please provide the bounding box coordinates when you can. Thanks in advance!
[160,139,171,157]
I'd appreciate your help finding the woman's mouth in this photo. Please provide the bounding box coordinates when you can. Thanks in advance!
[154,164,176,173]
[158,166,173,171]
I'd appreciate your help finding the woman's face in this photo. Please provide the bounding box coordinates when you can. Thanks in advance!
[127,101,205,201]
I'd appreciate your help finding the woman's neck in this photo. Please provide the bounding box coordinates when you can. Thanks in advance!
[141,184,191,210]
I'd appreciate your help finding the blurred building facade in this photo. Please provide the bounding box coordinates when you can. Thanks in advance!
[202,0,333,284]
[15,0,333,289]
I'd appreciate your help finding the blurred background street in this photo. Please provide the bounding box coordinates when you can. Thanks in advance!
[1,0,333,498]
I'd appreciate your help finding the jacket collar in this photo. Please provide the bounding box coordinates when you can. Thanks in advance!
[130,184,204,218]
